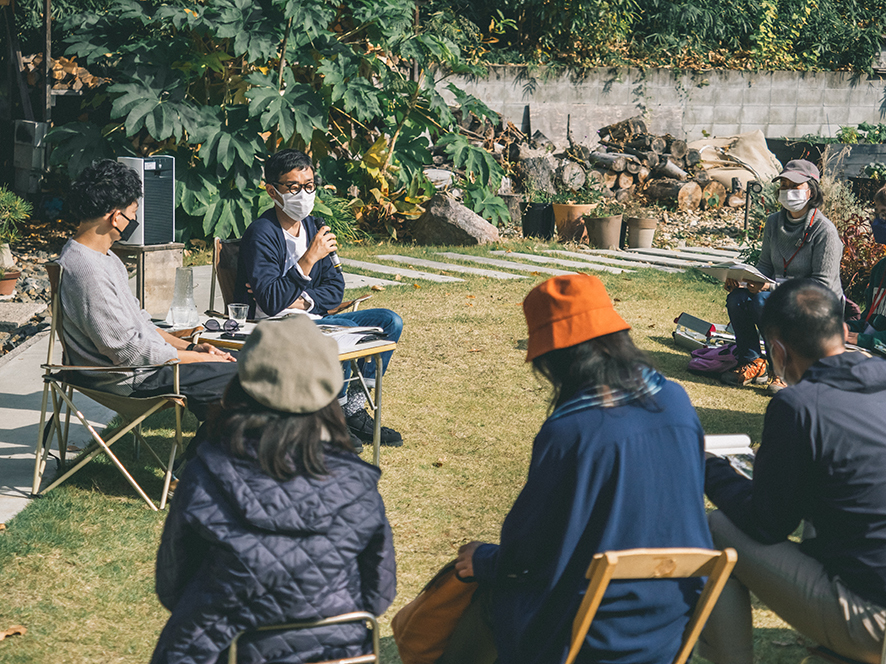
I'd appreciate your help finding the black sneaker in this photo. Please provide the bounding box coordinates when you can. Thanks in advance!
[346,409,403,447]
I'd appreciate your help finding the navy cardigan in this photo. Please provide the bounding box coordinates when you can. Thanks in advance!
[235,209,345,317]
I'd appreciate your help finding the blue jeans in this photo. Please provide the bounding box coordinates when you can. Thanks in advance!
[726,288,771,364]
[320,308,403,398]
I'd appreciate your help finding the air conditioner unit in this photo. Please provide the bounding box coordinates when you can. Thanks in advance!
[116,156,175,245]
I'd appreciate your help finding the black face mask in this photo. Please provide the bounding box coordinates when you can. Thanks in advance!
[117,212,139,242]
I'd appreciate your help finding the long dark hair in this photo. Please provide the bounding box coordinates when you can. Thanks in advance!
[532,330,655,411]
[206,376,355,480]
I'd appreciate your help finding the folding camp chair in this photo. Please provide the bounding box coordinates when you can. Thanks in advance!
[31,262,186,511]
[208,236,369,316]
[565,547,738,664]
[226,611,380,664]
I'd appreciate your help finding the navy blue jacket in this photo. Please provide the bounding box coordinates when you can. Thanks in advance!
[235,210,345,318]
[472,378,713,664]
[151,440,396,664]
[706,352,886,607]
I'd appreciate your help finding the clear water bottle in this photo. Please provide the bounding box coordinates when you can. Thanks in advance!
[166,267,200,328]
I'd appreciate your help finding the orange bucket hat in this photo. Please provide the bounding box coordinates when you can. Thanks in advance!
[523,274,630,362]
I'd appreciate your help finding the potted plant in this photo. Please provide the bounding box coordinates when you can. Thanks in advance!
[582,197,625,250]
[522,189,555,240]
[623,203,660,249]
[0,186,30,296]
[551,185,601,243]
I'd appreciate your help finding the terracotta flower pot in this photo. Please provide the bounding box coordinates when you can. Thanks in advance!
[625,216,658,249]
[584,215,624,250]
[552,204,594,243]
[0,269,21,297]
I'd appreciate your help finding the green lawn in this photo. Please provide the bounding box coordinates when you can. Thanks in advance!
[0,240,814,663]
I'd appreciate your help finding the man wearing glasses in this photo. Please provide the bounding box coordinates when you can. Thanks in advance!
[57,159,237,421]
[235,149,404,448]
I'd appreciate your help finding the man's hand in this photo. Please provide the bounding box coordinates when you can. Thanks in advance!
[454,541,485,579]
[846,331,859,345]
[287,296,308,311]
[724,278,739,292]
[298,225,337,276]
[195,343,235,361]
[746,280,769,295]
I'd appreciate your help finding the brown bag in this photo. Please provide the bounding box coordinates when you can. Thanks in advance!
[391,559,479,664]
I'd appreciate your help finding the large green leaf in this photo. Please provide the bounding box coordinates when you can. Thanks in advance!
[208,0,282,63]
[44,122,135,178]
[464,183,511,227]
[437,133,504,190]
[392,126,432,186]
[278,0,336,41]
[107,68,193,141]
[446,84,500,125]
[245,70,327,143]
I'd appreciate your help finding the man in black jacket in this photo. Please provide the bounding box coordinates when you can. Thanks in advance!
[700,279,886,664]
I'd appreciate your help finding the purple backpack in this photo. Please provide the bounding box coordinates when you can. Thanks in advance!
[688,344,738,375]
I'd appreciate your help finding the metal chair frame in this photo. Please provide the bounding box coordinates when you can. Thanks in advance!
[32,262,185,511]
[226,611,380,664]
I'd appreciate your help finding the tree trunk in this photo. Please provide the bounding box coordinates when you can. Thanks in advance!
[693,169,711,187]
[559,162,586,191]
[588,152,627,172]
[617,172,635,190]
[727,192,747,208]
[702,181,728,209]
[603,170,618,189]
[653,159,688,180]
[626,135,667,154]
[668,139,688,159]
[637,165,651,184]
[599,116,647,143]
[685,148,702,168]
[645,179,703,211]
[625,160,641,174]
[615,187,634,203]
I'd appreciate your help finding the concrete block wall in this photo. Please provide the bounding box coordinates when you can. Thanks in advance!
[442,65,886,147]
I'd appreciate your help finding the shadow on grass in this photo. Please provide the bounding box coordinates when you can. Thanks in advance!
[56,408,199,504]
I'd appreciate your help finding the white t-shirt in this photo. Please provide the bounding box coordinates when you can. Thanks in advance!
[255,225,320,319]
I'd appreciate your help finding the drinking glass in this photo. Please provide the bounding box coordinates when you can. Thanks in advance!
[228,303,248,327]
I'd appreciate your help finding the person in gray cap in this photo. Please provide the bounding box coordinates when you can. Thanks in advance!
[151,315,395,664]
[721,158,844,393]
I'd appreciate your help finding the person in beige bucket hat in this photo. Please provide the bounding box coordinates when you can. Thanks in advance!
[152,314,395,664]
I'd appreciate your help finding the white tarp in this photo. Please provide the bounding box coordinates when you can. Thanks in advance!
[688,130,782,189]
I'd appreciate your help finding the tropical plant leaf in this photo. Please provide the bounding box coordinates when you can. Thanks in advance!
[44,122,135,177]
[437,133,503,190]
[463,183,511,226]
[246,70,327,143]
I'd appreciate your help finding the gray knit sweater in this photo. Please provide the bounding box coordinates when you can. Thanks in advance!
[757,208,844,297]
[56,239,177,393]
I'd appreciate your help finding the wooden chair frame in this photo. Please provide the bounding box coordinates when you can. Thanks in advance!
[226,611,380,664]
[565,547,738,664]
[32,263,185,511]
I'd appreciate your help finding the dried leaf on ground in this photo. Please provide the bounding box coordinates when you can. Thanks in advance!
[371,285,385,291]
[0,625,27,641]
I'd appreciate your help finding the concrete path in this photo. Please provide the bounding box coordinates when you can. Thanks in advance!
[490,251,633,275]
[341,258,464,283]
[435,252,574,276]
[542,250,685,273]
[375,255,524,280]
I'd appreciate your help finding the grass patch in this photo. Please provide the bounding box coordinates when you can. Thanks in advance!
[0,241,809,663]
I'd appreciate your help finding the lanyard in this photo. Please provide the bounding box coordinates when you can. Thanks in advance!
[783,209,817,275]
[866,268,886,323]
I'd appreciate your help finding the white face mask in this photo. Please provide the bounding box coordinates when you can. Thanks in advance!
[274,189,315,222]
[778,188,809,213]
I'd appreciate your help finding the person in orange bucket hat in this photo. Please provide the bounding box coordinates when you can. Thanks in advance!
[436,274,713,664]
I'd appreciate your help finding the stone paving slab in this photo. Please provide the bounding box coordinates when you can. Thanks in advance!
[490,251,633,275]
[435,252,573,276]
[589,249,700,268]
[677,246,743,258]
[624,247,727,263]
[342,258,465,282]
[0,332,115,524]
[342,273,404,289]
[375,255,524,280]
[0,302,46,332]
[541,250,684,274]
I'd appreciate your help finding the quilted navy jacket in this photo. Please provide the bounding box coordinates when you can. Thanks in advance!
[151,439,396,664]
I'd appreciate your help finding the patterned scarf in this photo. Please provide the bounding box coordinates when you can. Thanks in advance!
[548,367,666,423]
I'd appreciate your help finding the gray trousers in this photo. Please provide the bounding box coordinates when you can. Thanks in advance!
[698,511,886,664]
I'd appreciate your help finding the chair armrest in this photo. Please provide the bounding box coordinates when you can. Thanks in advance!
[42,359,180,372]
[167,326,205,341]
[328,294,373,316]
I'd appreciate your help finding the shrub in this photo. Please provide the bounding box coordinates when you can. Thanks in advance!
[0,187,33,244]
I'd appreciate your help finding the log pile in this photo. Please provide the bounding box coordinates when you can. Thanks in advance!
[20,54,109,92]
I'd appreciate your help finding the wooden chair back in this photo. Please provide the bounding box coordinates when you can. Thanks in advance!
[565,547,738,664]
[209,237,241,311]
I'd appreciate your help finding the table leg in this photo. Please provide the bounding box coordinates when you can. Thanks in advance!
[372,352,382,466]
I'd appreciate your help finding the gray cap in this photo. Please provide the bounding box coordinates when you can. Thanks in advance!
[774,159,820,184]
[237,316,342,414]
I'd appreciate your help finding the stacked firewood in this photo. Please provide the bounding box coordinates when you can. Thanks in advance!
[20,54,109,92]
[574,116,746,211]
